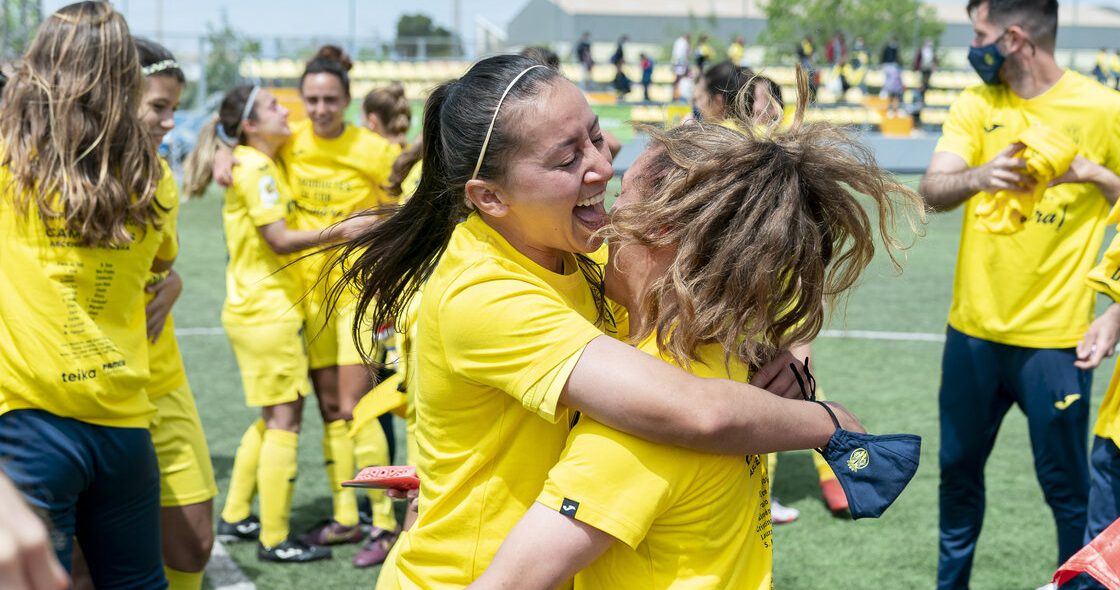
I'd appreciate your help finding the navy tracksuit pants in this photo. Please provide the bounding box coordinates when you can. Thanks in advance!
[937,326,1091,589]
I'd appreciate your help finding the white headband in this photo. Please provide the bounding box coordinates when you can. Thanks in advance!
[470,65,546,181]
[141,59,179,77]
[234,85,261,137]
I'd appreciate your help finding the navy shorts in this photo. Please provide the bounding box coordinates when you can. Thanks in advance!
[0,409,166,589]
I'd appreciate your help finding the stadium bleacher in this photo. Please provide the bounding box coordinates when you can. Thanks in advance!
[240,58,979,134]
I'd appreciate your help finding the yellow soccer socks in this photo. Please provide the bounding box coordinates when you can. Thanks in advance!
[323,419,359,527]
[258,428,299,548]
[220,418,265,523]
[353,418,399,531]
[164,567,203,590]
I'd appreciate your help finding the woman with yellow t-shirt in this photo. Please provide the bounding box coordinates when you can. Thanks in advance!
[330,54,867,589]
[210,45,404,561]
[184,84,373,563]
[0,3,177,586]
[133,38,220,590]
[339,80,420,566]
[70,37,221,590]
[471,83,921,589]
[285,46,402,554]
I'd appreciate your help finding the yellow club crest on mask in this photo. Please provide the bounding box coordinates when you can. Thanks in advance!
[847,448,870,472]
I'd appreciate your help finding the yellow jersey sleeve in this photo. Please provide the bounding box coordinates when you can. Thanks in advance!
[438,271,602,422]
[154,161,180,262]
[935,86,986,166]
[232,153,289,229]
[146,163,188,398]
[1087,227,1120,303]
[539,418,678,548]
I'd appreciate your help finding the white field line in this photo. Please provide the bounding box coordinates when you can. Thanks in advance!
[818,329,945,343]
[205,540,257,590]
[179,326,947,343]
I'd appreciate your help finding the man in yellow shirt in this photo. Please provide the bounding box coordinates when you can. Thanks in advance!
[919,2,1120,588]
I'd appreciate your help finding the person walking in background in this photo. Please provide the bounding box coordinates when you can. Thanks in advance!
[695,33,713,72]
[798,35,817,99]
[672,32,691,100]
[728,34,747,67]
[1093,47,1109,84]
[611,35,631,101]
[851,36,870,95]
[881,36,902,109]
[919,1,1120,587]
[639,52,654,103]
[826,31,846,67]
[913,38,938,103]
[1111,49,1120,90]
[881,36,900,68]
[576,32,593,90]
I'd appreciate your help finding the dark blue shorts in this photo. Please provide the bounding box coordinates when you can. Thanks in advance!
[0,409,166,589]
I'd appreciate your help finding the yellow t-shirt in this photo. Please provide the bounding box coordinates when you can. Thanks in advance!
[145,274,188,398]
[934,71,1120,348]
[538,336,772,590]
[282,119,400,229]
[389,213,606,588]
[728,42,745,66]
[146,166,187,399]
[221,145,302,324]
[1087,206,1120,443]
[281,120,400,309]
[0,161,178,428]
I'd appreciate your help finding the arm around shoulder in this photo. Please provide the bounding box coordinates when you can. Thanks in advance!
[559,335,856,456]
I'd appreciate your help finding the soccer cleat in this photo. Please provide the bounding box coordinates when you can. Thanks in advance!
[819,478,850,515]
[771,498,800,525]
[217,515,261,543]
[258,538,332,563]
[300,519,365,546]
[352,527,399,568]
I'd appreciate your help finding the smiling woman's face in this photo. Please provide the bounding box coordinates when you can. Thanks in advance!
[485,78,614,270]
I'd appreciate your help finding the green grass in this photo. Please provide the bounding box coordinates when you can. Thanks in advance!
[174,176,1116,589]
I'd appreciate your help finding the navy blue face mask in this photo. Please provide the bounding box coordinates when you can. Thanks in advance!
[789,360,922,519]
[968,31,1007,85]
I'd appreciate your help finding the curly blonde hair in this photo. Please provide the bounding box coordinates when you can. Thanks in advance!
[0,1,165,246]
[606,69,925,370]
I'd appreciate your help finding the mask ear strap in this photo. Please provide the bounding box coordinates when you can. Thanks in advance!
[788,363,810,401]
[803,357,816,399]
[815,400,841,430]
[812,400,842,455]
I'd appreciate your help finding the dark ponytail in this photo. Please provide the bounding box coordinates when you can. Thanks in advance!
[703,60,753,118]
[329,54,562,365]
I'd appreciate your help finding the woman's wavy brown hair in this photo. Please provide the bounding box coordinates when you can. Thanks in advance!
[0,1,165,246]
[606,68,925,370]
